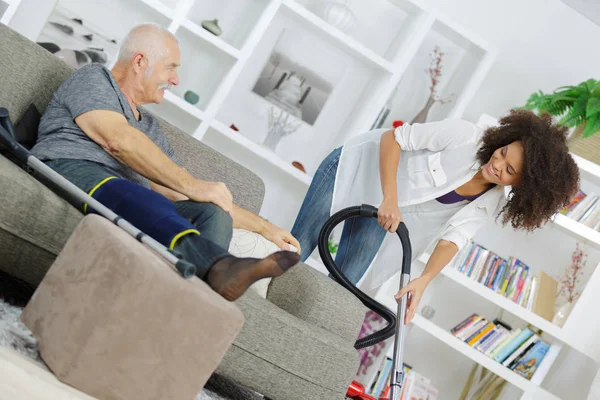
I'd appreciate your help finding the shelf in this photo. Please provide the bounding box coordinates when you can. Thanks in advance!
[142,91,203,135]
[551,213,600,249]
[171,24,238,110]
[411,315,560,399]
[208,120,313,186]
[185,0,272,51]
[571,152,600,181]
[179,19,241,59]
[138,0,176,20]
[163,90,206,120]
[281,0,395,73]
[378,18,489,126]
[417,253,566,341]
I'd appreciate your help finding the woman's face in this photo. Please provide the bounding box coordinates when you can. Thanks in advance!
[481,140,524,186]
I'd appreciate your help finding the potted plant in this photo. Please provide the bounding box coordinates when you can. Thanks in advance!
[523,78,600,163]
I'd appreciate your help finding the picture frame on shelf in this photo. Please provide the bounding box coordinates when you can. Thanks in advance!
[251,28,347,126]
[36,4,119,69]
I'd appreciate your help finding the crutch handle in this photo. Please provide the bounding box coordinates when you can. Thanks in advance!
[0,107,30,163]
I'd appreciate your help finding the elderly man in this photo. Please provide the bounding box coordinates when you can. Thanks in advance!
[30,23,301,301]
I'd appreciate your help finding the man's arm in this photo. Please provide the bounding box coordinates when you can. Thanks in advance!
[75,109,232,212]
[150,182,188,202]
[232,204,301,253]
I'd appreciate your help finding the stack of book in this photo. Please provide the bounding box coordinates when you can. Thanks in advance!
[560,190,600,230]
[366,359,412,398]
[398,370,439,400]
[450,241,550,312]
[366,360,439,399]
[451,314,560,381]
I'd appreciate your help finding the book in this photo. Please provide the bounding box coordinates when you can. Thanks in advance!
[493,327,533,363]
[532,271,558,321]
[451,313,479,335]
[514,340,550,379]
[502,334,539,367]
[488,328,521,359]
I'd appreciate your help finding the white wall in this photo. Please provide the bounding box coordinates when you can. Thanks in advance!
[414,0,600,122]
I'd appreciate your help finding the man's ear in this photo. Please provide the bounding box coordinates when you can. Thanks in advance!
[131,52,148,74]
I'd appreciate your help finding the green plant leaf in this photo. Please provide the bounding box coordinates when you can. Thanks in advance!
[583,114,600,138]
[592,80,600,97]
[559,94,588,127]
[587,97,600,117]
[584,79,598,91]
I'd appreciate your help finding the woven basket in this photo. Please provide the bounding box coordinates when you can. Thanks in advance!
[568,124,600,165]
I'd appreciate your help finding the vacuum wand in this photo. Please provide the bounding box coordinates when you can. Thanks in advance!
[389,222,412,400]
[0,107,196,279]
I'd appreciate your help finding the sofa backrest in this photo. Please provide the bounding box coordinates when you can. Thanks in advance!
[0,24,264,214]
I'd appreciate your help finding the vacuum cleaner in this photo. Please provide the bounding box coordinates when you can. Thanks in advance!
[0,107,196,280]
[318,205,412,400]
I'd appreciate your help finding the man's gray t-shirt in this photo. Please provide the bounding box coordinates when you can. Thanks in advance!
[31,63,177,188]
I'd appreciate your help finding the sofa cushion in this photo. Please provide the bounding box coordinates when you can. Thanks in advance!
[217,289,360,400]
[0,24,74,124]
[0,154,82,285]
[268,264,367,343]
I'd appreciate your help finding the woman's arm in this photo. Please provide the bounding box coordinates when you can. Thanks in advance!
[378,129,403,232]
[421,239,458,283]
[394,239,458,324]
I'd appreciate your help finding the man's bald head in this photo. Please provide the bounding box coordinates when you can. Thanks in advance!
[117,23,178,73]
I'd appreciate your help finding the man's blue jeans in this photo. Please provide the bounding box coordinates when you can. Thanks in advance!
[290,147,387,284]
[45,159,232,279]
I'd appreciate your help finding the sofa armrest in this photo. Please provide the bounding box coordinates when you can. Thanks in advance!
[266,263,368,343]
[157,119,265,215]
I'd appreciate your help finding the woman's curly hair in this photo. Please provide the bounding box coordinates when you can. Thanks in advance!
[476,109,580,232]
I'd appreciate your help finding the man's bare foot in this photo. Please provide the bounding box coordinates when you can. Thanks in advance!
[206,251,300,301]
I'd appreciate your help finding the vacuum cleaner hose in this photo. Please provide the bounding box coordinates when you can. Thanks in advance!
[318,204,412,349]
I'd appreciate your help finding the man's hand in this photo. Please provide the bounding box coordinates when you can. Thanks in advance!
[394,276,429,325]
[187,181,233,213]
[260,221,301,253]
[378,198,403,232]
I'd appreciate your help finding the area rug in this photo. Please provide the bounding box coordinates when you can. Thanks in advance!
[0,297,263,400]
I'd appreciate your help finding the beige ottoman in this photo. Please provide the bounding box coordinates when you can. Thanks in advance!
[21,214,244,400]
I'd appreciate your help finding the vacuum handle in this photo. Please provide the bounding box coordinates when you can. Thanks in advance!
[360,204,412,275]
[0,107,30,162]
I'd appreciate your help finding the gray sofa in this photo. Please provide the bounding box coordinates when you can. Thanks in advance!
[0,24,367,400]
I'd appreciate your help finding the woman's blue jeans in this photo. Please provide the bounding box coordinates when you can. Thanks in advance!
[290,147,387,284]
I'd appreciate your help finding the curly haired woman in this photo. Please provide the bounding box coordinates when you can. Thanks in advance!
[290,109,579,324]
